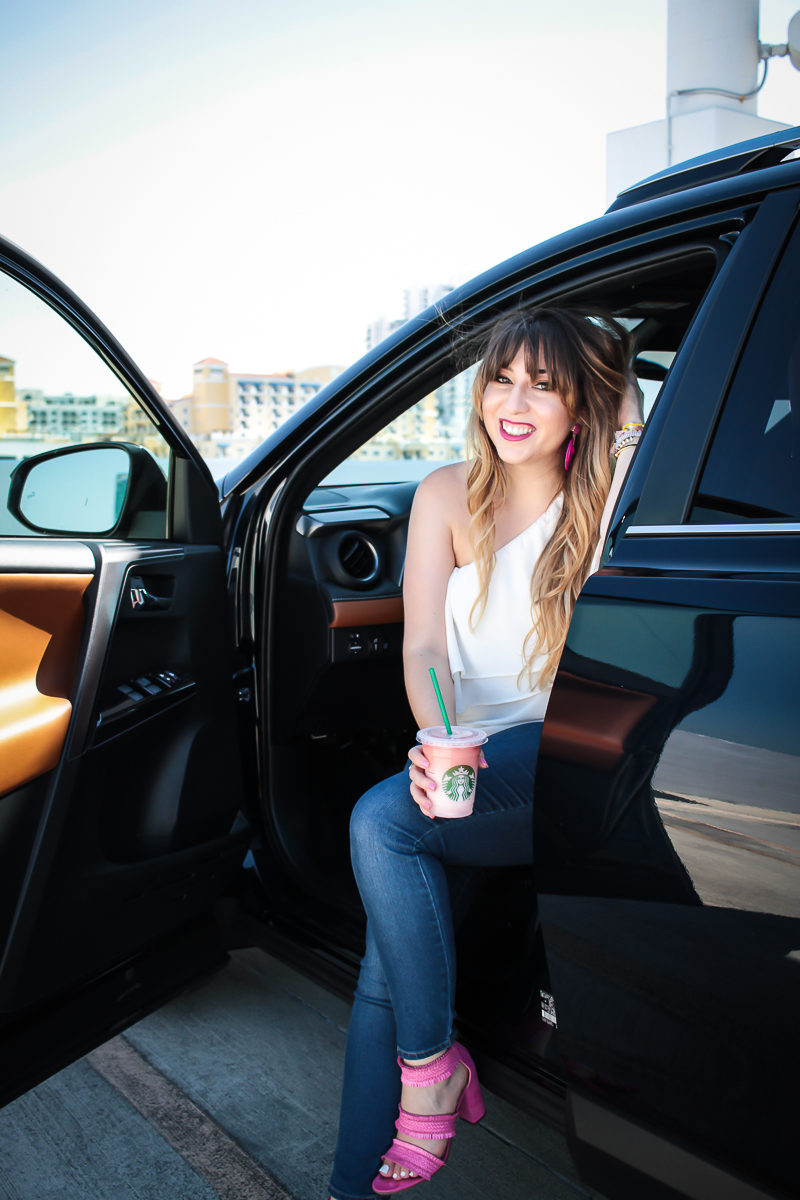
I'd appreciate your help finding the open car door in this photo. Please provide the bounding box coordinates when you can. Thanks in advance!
[0,239,248,1106]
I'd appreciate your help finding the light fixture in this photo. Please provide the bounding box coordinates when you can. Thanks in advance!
[759,10,800,72]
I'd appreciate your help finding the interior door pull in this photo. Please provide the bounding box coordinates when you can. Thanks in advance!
[130,584,170,611]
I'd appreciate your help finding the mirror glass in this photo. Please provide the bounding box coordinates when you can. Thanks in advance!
[16,446,131,533]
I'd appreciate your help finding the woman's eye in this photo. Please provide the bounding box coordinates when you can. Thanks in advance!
[495,373,511,384]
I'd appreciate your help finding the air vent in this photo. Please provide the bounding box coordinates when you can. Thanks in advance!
[323,531,382,589]
[337,533,380,585]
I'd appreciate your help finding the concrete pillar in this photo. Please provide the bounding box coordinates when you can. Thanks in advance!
[668,0,760,115]
[605,0,790,202]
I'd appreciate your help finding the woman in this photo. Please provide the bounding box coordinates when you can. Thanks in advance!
[328,307,643,1200]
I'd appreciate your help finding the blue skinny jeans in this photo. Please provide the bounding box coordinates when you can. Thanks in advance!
[328,721,540,1200]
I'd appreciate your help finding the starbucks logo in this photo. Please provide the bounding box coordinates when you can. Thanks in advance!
[441,764,476,804]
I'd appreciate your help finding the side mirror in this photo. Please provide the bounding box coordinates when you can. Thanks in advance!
[8,442,167,536]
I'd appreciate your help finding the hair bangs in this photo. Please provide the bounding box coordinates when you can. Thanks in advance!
[477,312,580,416]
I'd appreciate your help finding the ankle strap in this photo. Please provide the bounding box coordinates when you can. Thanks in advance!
[395,1107,457,1139]
[398,1043,459,1086]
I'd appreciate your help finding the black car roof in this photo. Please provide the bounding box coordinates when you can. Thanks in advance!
[608,124,800,213]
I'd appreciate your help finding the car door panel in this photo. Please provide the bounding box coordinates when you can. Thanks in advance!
[536,201,800,1199]
[539,569,799,1200]
[0,236,249,1058]
[0,539,247,1018]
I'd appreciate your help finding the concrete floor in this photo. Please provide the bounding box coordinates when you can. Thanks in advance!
[0,948,605,1200]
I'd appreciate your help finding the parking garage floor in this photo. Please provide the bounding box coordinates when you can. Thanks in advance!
[0,948,605,1200]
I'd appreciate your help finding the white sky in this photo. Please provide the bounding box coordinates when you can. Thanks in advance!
[2,0,799,398]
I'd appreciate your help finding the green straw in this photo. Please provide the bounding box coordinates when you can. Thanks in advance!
[429,667,452,736]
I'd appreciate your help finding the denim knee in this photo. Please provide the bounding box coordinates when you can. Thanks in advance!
[349,770,412,874]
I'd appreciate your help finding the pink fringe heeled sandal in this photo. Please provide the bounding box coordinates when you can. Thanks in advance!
[372,1041,485,1194]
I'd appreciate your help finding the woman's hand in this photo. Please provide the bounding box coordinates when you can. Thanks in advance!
[618,370,644,429]
[408,744,435,817]
[407,744,489,819]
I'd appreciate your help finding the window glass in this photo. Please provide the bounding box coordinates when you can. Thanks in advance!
[0,271,170,536]
[690,225,800,524]
[322,364,477,485]
[320,248,719,490]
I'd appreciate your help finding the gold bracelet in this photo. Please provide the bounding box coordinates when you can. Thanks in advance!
[611,427,642,458]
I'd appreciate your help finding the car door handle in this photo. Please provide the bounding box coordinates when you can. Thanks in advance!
[129,582,171,611]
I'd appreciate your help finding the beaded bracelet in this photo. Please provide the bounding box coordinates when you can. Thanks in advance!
[612,423,644,459]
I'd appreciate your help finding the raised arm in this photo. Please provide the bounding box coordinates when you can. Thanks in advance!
[595,372,645,564]
[402,467,460,731]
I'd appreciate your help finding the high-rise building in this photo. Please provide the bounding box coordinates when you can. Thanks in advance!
[366,283,453,352]
[402,284,452,321]
[362,285,474,462]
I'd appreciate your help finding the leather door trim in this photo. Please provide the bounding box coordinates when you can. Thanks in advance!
[0,573,92,797]
[330,597,403,627]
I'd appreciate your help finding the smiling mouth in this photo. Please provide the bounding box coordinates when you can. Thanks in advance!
[499,419,534,441]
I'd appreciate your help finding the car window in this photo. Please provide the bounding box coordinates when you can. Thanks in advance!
[0,270,170,537]
[322,365,477,486]
[690,222,800,524]
[319,246,721,492]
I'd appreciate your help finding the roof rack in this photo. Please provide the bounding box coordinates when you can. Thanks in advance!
[607,125,800,213]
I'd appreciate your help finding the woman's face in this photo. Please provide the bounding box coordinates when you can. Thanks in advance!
[481,344,573,472]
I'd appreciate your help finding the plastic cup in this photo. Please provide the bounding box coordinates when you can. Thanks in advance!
[416,726,488,818]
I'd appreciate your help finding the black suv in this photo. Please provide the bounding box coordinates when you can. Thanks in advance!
[1,125,798,1200]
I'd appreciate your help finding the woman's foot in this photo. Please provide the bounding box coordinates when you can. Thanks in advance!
[378,1054,468,1182]
[373,1042,485,1193]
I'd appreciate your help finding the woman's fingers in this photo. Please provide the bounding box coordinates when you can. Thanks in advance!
[411,782,435,817]
[407,748,435,817]
[407,745,429,769]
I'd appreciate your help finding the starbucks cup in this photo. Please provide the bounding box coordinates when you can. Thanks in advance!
[416,726,488,818]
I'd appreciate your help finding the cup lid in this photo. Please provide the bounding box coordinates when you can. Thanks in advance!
[417,726,487,749]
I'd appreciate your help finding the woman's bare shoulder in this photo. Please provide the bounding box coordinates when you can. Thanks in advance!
[413,461,468,509]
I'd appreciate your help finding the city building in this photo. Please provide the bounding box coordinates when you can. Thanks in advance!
[190,358,233,436]
[19,389,129,440]
[232,369,320,441]
[0,357,22,435]
[352,364,475,464]
[170,359,342,457]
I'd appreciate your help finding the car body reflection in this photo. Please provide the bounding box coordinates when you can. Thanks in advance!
[536,592,800,1195]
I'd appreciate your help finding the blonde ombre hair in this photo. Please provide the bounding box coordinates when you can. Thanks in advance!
[465,307,629,687]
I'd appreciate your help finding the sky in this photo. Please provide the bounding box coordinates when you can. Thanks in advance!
[2,0,799,398]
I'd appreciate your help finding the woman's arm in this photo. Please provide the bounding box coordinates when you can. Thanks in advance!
[594,373,645,564]
[402,468,459,730]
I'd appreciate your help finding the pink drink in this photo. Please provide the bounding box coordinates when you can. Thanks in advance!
[416,726,488,818]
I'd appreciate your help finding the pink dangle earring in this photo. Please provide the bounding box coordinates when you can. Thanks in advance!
[564,424,579,471]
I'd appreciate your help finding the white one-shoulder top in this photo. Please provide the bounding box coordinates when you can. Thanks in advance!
[444,494,563,734]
